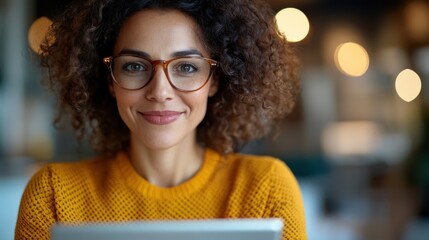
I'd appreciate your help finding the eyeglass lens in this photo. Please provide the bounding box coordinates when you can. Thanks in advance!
[111,56,212,91]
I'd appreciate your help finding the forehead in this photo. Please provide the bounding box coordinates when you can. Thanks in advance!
[113,9,208,57]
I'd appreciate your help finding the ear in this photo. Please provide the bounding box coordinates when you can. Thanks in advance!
[208,78,218,97]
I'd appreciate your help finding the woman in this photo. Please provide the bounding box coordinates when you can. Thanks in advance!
[15,0,306,239]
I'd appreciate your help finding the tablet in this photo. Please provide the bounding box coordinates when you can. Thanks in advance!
[51,218,283,240]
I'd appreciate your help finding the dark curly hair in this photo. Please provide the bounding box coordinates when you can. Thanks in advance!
[41,0,300,156]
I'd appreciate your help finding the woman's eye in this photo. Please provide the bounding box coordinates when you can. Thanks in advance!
[177,63,198,73]
[123,63,147,72]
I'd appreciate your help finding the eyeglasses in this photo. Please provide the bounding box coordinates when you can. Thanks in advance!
[103,54,218,92]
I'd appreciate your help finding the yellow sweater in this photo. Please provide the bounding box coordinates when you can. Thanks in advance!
[15,148,306,240]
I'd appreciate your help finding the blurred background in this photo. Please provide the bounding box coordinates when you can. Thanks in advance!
[0,0,428,239]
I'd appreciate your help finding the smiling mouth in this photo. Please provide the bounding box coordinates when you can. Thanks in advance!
[139,111,182,125]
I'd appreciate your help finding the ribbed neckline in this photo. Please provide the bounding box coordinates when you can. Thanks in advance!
[113,148,221,199]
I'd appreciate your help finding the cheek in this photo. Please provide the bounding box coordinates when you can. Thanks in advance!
[184,90,210,115]
[114,89,140,117]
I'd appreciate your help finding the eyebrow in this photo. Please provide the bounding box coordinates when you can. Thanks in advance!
[117,49,204,59]
[118,49,150,58]
[171,49,203,57]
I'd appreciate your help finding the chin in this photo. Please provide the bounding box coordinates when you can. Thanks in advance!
[131,129,196,151]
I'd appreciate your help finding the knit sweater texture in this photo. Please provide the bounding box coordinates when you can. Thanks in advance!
[15,148,306,239]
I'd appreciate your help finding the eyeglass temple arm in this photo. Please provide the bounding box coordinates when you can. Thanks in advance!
[103,57,113,65]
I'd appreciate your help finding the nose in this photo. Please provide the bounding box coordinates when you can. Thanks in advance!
[144,65,175,102]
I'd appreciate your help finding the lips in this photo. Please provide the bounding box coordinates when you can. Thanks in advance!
[139,111,182,125]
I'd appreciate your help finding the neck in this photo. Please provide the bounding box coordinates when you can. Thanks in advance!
[128,134,204,188]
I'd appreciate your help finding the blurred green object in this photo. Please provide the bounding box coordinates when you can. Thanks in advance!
[282,154,331,178]
[406,107,429,218]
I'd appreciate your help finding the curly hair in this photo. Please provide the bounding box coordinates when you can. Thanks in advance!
[41,0,300,156]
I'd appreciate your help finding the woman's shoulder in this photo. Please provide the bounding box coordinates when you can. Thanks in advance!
[30,155,112,184]
[47,155,106,171]
[225,151,292,173]
[216,151,297,184]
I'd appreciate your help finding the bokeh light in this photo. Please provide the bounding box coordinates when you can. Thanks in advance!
[395,69,422,102]
[335,42,369,77]
[28,16,52,54]
[322,121,381,158]
[275,8,310,42]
